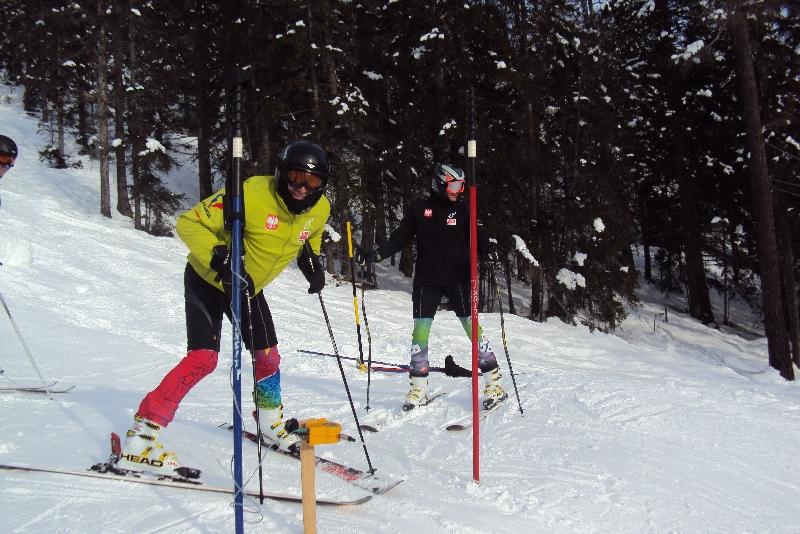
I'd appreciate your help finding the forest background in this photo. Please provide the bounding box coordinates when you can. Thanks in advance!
[1,0,798,379]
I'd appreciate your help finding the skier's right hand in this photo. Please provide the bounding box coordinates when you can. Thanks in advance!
[210,245,254,297]
[354,245,379,266]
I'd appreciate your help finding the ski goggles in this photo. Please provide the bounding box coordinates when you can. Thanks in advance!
[444,175,465,193]
[287,169,323,191]
[0,154,15,168]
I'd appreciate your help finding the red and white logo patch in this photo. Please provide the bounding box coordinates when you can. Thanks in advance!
[298,230,310,242]
[265,215,279,230]
[424,209,433,218]
[447,218,457,226]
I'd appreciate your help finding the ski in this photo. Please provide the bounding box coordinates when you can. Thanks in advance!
[0,463,370,506]
[445,394,509,432]
[402,391,447,412]
[222,423,402,495]
[359,392,447,433]
[0,380,75,393]
[298,349,477,377]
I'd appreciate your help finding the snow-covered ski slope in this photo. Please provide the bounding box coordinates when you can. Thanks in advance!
[1,90,799,533]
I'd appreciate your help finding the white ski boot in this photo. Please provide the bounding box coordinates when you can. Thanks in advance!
[118,415,181,474]
[258,404,301,453]
[481,367,508,410]
[402,375,430,411]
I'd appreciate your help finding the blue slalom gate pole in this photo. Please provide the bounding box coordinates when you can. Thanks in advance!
[228,69,247,534]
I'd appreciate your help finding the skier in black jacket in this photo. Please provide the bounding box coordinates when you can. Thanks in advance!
[0,135,19,209]
[357,163,507,410]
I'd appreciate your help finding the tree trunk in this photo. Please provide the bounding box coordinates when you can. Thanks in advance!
[640,195,652,282]
[128,0,142,229]
[504,258,516,315]
[194,0,213,199]
[54,31,66,159]
[196,97,213,199]
[56,92,66,158]
[654,0,713,324]
[113,80,132,216]
[360,200,376,285]
[23,84,38,113]
[111,1,132,217]
[777,204,800,366]
[678,174,714,324]
[41,94,50,124]
[96,1,111,218]
[77,96,93,157]
[730,8,793,379]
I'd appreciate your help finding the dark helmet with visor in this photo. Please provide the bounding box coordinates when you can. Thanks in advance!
[0,135,18,158]
[275,140,330,214]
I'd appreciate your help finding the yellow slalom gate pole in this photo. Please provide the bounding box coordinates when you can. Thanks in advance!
[345,220,368,372]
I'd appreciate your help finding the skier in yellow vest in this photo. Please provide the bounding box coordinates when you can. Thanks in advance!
[120,140,331,474]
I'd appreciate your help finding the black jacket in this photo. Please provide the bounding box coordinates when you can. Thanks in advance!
[376,193,487,286]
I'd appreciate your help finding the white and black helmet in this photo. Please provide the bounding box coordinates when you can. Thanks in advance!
[432,163,465,200]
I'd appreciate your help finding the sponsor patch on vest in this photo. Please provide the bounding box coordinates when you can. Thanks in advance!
[208,193,224,213]
[298,230,310,241]
[265,214,279,230]
[447,218,457,225]
[424,208,433,218]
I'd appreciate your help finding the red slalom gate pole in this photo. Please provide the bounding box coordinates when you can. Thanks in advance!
[466,88,480,483]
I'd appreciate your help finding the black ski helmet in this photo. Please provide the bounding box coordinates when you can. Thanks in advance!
[275,140,330,214]
[432,163,465,201]
[0,135,18,159]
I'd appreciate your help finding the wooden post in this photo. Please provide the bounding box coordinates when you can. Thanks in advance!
[299,418,346,532]
[300,439,317,534]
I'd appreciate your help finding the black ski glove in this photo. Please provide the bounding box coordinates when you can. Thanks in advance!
[297,246,325,294]
[210,245,254,297]
[485,242,500,262]
[354,245,380,266]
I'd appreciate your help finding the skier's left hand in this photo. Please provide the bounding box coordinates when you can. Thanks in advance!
[354,245,379,266]
[485,242,501,262]
[298,246,325,294]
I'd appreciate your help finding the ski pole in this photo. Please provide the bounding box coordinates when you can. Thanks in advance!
[344,219,367,372]
[489,262,523,415]
[0,290,53,399]
[297,349,478,376]
[303,241,375,473]
[360,264,374,410]
[241,290,267,504]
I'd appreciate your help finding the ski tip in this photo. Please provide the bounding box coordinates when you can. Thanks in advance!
[367,479,404,495]
[358,424,379,433]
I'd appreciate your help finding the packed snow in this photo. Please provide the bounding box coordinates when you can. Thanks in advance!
[1,90,800,533]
